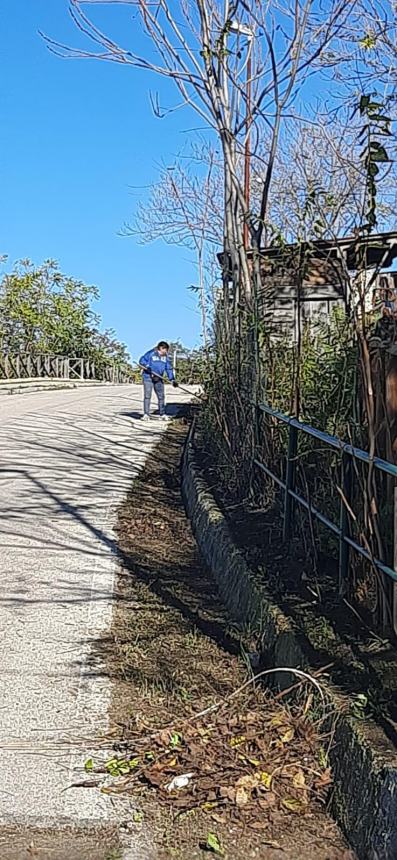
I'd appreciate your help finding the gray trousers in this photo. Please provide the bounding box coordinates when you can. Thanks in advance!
[143,376,165,416]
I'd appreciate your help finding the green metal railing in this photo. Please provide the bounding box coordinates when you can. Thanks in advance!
[254,403,397,594]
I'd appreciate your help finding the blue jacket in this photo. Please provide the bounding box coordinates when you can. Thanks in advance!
[139,348,175,382]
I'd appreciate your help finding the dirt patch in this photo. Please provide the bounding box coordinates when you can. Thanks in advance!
[94,418,354,860]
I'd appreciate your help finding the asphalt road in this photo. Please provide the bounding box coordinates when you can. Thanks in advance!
[0,384,191,836]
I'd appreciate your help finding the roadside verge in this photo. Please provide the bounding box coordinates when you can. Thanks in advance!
[181,421,397,860]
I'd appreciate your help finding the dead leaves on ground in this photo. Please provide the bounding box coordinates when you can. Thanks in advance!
[101,697,332,830]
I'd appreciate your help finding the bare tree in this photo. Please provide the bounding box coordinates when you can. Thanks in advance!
[260,110,396,242]
[130,145,223,249]
[126,145,223,347]
[44,0,353,349]
[346,0,397,95]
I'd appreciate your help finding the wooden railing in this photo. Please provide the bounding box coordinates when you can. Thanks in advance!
[0,353,132,384]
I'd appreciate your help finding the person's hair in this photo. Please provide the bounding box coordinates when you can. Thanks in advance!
[157,340,169,350]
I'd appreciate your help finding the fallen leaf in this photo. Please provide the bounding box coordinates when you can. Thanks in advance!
[105,758,132,777]
[200,777,218,792]
[282,797,307,814]
[170,795,193,809]
[159,757,177,770]
[198,727,212,738]
[293,770,306,789]
[258,792,277,809]
[315,767,333,788]
[236,773,260,791]
[280,728,295,744]
[206,832,224,855]
[248,820,270,832]
[84,758,94,773]
[235,786,250,806]
[244,711,260,724]
[219,786,235,801]
[142,768,164,788]
[210,813,225,825]
[229,735,246,748]
[260,771,273,790]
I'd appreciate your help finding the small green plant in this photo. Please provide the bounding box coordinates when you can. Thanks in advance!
[105,757,139,777]
[132,810,144,824]
[205,832,224,855]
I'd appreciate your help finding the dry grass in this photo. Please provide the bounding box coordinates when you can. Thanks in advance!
[94,418,354,860]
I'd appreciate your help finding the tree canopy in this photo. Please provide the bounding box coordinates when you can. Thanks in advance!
[0,258,131,372]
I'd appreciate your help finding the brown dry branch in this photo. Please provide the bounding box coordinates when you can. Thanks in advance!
[100,677,335,827]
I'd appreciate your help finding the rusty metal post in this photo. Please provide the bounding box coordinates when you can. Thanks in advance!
[393,487,397,637]
[338,452,352,595]
[283,423,298,543]
[243,49,252,251]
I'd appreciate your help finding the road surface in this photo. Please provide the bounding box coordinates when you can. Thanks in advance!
[0,384,191,844]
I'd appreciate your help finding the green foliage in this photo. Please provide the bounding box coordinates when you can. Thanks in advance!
[0,259,97,355]
[200,307,362,552]
[358,95,391,230]
[0,258,132,374]
[169,340,207,384]
[263,307,359,438]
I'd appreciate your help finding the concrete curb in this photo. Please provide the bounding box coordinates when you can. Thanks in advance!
[181,428,397,860]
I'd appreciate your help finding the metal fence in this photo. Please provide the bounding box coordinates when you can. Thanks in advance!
[254,403,397,631]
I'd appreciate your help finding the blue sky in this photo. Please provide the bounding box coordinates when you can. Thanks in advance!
[1,0,203,357]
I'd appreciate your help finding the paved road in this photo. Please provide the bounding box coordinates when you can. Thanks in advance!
[0,384,191,836]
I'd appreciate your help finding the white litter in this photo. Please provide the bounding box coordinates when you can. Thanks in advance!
[166,773,194,792]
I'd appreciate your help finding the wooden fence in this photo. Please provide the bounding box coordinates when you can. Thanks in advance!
[0,354,132,384]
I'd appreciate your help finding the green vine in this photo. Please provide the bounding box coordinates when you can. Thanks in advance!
[358,94,391,230]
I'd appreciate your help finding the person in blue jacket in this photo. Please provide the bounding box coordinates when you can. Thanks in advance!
[139,341,178,421]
